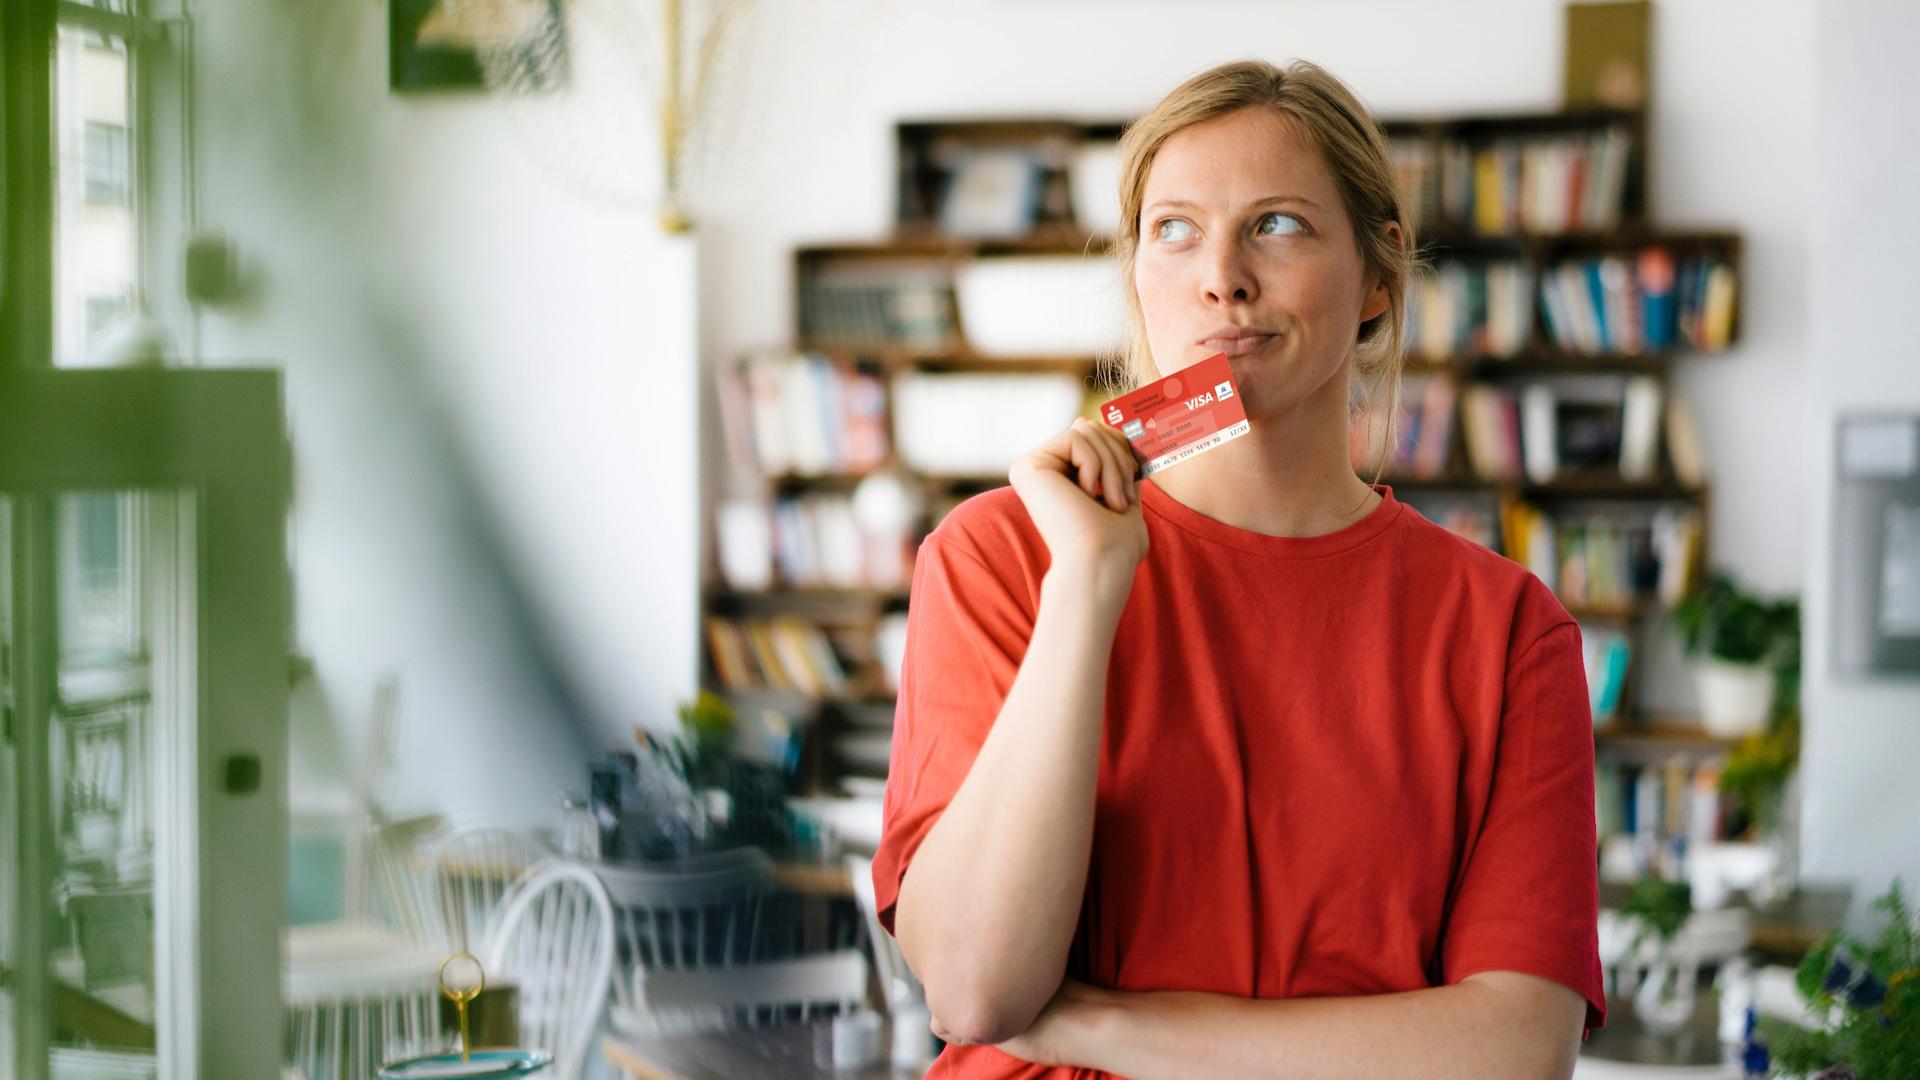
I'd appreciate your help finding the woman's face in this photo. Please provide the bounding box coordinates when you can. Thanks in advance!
[1132,106,1389,422]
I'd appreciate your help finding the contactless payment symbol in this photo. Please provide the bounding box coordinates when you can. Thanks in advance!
[1098,353,1251,478]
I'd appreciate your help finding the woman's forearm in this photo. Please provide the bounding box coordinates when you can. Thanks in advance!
[1053,972,1585,1080]
[894,556,1134,1045]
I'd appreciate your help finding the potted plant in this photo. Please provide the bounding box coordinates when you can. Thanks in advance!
[1672,573,1801,738]
[1622,877,1698,1035]
[1752,878,1919,1078]
[674,690,738,789]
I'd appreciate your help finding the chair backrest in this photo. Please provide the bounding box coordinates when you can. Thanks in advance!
[282,920,445,1080]
[48,1048,158,1079]
[433,826,551,951]
[845,854,922,1010]
[482,860,616,1080]
[1597,906,1753,1000]
[631,949,870,1035]
[593,849,776,1020]
[365,814,451,947]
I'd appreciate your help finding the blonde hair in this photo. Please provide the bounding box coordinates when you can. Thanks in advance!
[1107,59,1419,482]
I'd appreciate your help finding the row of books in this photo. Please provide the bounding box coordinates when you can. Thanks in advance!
[1537,251,1738,355]
[713,493,918,592]
[1458,379,1705,485]
[1406,260,1535,359]
[1501,502,1703,606]
[1596,756,1735,851]
[717,354,890,477]
[1390,126,1633,236]
[1521,376,1664,483]
[1582,623,1632,723]
[797,266,953,350]
[703,616,849,698]
[772,494,913,591]
[1350,376,1457,478]
[1398,493,1500,551]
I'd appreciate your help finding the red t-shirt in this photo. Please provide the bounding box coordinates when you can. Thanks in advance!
[873,481,1607,1079]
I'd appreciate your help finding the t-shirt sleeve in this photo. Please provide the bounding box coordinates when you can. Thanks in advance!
[870,530,1036,937]
[1441,619,1609,1038]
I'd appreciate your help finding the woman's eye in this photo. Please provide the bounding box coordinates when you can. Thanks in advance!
[1257,212,1305,236]
[1153,218,1194,242]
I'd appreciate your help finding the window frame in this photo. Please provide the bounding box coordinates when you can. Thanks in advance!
[6,2,287,1074]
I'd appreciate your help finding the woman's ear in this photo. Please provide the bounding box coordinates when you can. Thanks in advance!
[1360,280,1391,324]
[1358,220,1404,324]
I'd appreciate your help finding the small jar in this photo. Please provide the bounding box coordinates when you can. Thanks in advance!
[558,791,600,860]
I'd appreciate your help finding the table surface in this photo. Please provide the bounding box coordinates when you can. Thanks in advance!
[1580,991,1727,1067]
[602,1021,927,1080]
[437,851,856,898]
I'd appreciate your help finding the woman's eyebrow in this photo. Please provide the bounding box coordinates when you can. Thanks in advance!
[1144,195,1323,214]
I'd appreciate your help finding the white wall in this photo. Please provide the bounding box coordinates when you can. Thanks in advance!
[698,0,1817,719]
[174,0,702,826]
[1799,0,1920,900]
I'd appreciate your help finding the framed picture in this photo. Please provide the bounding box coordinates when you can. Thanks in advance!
[390,0,568,93]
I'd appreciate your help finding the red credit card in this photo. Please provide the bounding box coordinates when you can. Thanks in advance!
[1100,353,1249,477]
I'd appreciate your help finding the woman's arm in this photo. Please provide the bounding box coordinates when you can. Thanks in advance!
[893,418,1146,1046]
[972,972,1587,1080]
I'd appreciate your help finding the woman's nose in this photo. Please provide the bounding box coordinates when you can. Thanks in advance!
[1200,239,1258,305]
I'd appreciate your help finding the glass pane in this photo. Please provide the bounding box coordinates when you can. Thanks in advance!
[59,493,142,666]
[53,26,138,367]
[6,491,191,1076]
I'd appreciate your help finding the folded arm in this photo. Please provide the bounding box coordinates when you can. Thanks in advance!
[958,971,1587,1080]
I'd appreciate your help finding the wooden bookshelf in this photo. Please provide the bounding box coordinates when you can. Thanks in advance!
[1594,720,1741,752]
[706,110,1744,797]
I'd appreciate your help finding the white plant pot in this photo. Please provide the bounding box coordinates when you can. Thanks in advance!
[1697,659,1774,737]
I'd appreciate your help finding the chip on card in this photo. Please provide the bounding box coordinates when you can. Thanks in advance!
[1100,353,1250,477]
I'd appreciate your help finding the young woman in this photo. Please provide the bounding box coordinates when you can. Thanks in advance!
[873,59,1605,1080]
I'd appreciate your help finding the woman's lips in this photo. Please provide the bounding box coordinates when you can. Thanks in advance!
[1199,333,1274,358]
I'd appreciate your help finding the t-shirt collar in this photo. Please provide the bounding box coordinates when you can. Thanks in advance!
[1139,478,1404,559]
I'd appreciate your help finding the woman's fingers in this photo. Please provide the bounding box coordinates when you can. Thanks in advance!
[1014,420,1140,513]
[1066,424,1106,501]
[1071,419,1131,510]
[1075,417,1128,507]
[1094,423,1139,506]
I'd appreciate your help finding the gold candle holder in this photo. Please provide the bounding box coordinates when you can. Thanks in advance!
[437,951,485,1062]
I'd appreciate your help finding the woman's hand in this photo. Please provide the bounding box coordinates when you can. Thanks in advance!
[930,979,1114,1068]
[1008,417,1149,575]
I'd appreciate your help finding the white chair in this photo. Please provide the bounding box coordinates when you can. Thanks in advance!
[624,948,870,1035]
[593,848,776,1024]
[846,853,922,1012]
[433,826,551,952]
[46,1048,155,1079]
[1598,906,1753,1002]
[1577,907,1756,1080]
[282,920,446,1080]
[482,860,616,1080]
[364,814,451,947]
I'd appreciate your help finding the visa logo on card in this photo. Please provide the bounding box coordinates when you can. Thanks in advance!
[1100,353,1250,477]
